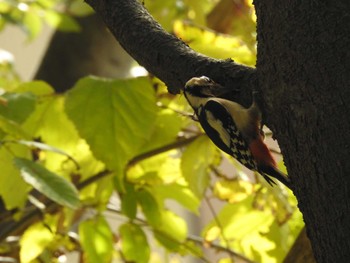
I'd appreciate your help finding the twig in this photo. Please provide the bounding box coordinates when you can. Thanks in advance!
[126,135,201,168]
[204,196,234,261]
[107,205,254,263]
[0,170,112,241]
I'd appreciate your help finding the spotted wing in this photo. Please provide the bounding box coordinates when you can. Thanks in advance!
[196,99,257,170]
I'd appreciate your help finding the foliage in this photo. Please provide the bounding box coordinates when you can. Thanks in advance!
[0,0,303,262]
[0,0,92,39]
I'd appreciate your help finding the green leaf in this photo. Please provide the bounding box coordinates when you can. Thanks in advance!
[14,140,79,168]
[127,150,180,184]
[23,10,42,40]
[20,222,55,263]
[213,179,254,203]
[0,115,30,139]
[153,183,200,213]
[65,77,158,186]
[154,210,187,251]
[0,92,36,123]
[23,96,104,180]
[140,108,183,154]
[44,11,80,32]
[0,144,30,209]
[137,189,162,226]
[119,223,150,263]
[203,196,275,262]
[0,1,11,13]
[79,216,114,263]
[14,157,80,209]
[121,183,137,219]
[67,1,94,17]
[15,80,54,96]
[181,136,220,198]
[174,20,255,66]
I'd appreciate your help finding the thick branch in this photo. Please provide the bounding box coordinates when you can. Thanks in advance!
[35,14,133,92]
[85,0,256,104]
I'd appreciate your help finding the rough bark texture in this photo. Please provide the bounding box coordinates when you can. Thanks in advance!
[84,0,256,107]
[255,0,350,262]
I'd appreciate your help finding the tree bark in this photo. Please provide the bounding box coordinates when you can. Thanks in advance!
[84,0,256,107]
[85,0,350,261]
[255,0,350,262]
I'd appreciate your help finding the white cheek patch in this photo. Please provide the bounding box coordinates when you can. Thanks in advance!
[205,110,231,148]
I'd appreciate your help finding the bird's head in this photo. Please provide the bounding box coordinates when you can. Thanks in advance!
[184,76,217,98]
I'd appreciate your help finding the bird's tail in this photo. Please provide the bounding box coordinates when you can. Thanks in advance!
[259,165,291,188]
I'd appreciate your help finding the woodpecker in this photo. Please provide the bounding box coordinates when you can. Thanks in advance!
[183,76,290,187]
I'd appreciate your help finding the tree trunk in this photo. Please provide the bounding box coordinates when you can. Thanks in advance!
[35,14,133,92]
[255,1,350,261]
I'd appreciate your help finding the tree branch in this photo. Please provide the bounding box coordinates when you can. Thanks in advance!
[126,135,201,168]
[84,0,256,105]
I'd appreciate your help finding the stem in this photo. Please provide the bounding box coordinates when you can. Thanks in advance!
[126,135,201,168]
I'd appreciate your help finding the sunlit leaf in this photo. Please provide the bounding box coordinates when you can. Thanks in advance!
[23,10,42,40]
[207,0,256,48]
[86,172,114,209]
[0,1,11,13]
[253,186,293,224]
[0,92,36,123]
[218,258,233,263]
[14,157,80,209]
[121,183,137,219]
[181,136,220,198]
[203,196,275,262]
[140,108,183,154]
[67,1,94,17]
[16,139,72,157]
[79,216,114,263]
[12,140,79,169]
[0,115,30,139]
[20,222,55,263]
[174,20,255,66]
[23,96,104,181]
[177,239,203,257]
[153,183,200,213]
[65,77,158,188]
[137,189,162,226]
[128,150,180,184]
[144,0,186,31]
[120,223,150,263]
[213,179,254,203]
[15,80,54,95]
[0,143,30,209]
[44,10,80,32]
[264,220,290,259]
[154,210,187,250]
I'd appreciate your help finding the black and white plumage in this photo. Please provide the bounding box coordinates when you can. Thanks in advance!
[183,76,290,187]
